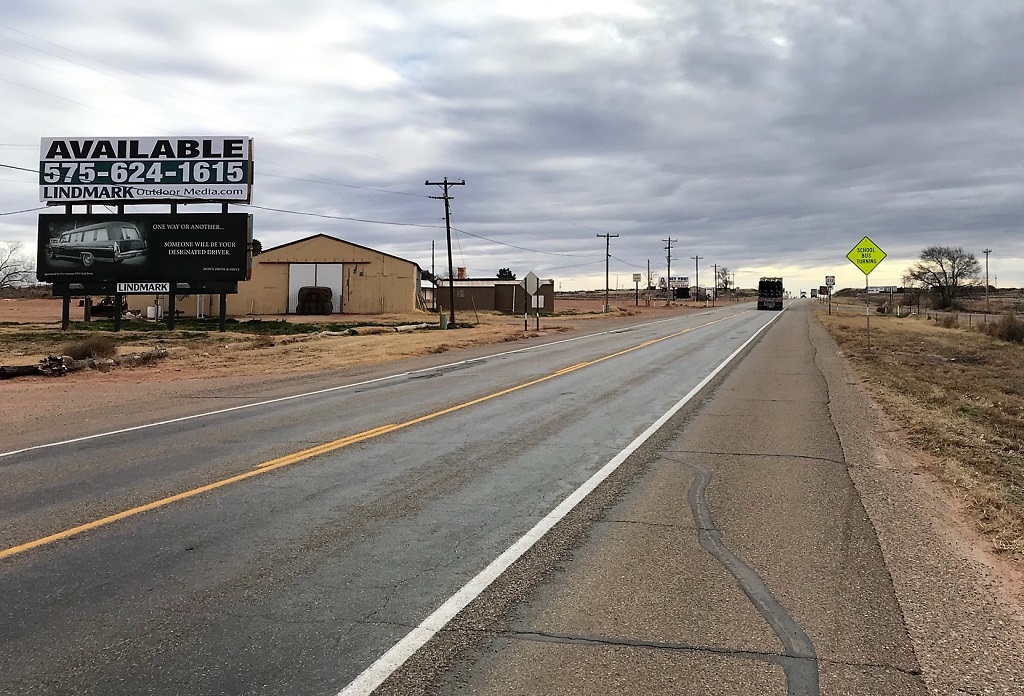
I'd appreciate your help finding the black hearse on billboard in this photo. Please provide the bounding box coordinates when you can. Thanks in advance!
[38,213,251,284]
[45,220,148,267]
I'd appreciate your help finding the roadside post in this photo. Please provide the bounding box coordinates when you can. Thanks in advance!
[846,237,887,349]
[61,295,70,330]
[633,273,641,305]
[826,275,835,316]
[523,271,539,331]
[113,292,122,332]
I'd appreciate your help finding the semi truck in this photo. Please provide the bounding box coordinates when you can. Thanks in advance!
[757,277,784,310]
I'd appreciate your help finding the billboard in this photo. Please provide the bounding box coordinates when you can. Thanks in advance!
[39,137,252,203]
[668,276,690,289]
[37,213,252,284]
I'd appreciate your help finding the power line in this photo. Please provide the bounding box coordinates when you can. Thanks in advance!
[1,156,435,202]
[0,206,47,216]
[258,171,430,198]
[0,162,35,173]
[609,254,645,269]
[451,227,592,258]
[241,204,444,229]
[543,259,606,271]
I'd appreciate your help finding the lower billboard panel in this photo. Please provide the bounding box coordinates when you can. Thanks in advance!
[37,213,252,284]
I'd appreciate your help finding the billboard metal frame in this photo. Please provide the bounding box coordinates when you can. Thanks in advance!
[39,135,255,332]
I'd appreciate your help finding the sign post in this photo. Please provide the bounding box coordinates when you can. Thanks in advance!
[846,237,887,348]
[523,271,539,331]
[825,275,835,316]
[633,272,641,305]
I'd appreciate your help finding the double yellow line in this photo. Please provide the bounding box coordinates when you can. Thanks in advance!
[1,316,728,560]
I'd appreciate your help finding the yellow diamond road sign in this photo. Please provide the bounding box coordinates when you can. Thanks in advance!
[847,236,887,276]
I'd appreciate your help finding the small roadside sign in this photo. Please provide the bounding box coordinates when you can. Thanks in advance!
[847,236,886,350]
[847,236,886,276]
[825,275,835,287]
[632,273,642,283]
[523,271,540,295]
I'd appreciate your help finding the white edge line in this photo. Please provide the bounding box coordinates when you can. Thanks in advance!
[0,311,742,460]
[336,308,783,695]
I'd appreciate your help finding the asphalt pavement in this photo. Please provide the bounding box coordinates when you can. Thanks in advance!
[371,303,1024,695]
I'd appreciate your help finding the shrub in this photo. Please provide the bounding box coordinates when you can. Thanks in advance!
[248,335,276,349]
[60,335,118,360]
[982,312,1024,344]
[937,314,958,329]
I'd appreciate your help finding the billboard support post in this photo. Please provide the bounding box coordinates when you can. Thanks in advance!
[167,287,176,331]
[220,294,227,333]
[61,295,70,331]
[114,294,122,332]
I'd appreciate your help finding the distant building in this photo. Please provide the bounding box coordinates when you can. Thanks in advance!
[435,278,555,314]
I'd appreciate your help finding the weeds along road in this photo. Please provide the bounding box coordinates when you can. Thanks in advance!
[0,303,989,695]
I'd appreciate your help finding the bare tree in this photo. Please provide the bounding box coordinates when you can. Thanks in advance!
[0,242,35,289]
[906,245,980,310]
[716,266,732,294]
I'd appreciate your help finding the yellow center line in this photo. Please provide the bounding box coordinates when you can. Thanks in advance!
[1,315,732,560]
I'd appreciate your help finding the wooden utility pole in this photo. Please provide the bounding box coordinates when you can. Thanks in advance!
[663,237,676,304]
[983,248,992,315]
[712,263,718,307]
[691,255,703,304]
[597,233,619,313]
[425,177,465,328]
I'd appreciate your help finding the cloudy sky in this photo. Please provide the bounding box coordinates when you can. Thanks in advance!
[1,0,1021,292]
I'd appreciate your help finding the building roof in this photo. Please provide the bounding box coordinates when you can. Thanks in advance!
[440,278,555,287]
[260,233,421,269]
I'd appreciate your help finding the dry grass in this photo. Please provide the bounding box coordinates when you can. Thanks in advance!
[59,335,118,360]
[819,309,1024,555]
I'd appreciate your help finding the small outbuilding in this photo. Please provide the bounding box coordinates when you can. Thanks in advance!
[435,278,555,315]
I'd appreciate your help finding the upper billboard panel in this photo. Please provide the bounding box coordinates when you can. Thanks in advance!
[39,137,253,204]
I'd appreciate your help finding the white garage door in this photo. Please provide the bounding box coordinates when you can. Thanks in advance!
[287,263,344,313]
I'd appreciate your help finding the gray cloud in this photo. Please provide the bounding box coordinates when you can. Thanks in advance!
[1,1,1021,290]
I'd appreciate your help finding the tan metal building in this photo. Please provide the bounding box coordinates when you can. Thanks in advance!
[127,233,424,317]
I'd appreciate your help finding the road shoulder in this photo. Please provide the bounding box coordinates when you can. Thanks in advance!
[810,313,1024,693]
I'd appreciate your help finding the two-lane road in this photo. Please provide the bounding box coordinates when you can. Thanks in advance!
[2,305,778,695]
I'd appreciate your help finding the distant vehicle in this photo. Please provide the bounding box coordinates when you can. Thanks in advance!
[45,221,147,267]
[810,288,818,299]
[757,277,784,310]
[800,290,808,298]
